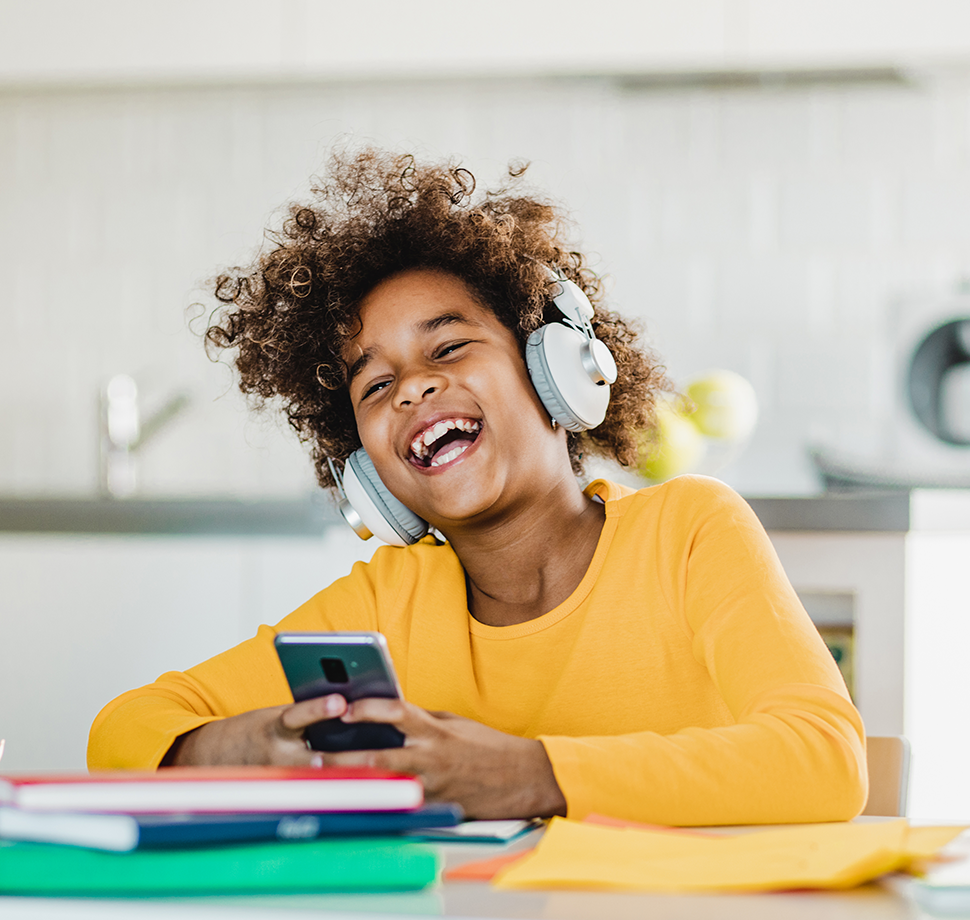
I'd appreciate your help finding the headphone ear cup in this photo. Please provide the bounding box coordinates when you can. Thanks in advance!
[342,449,429,546]
[526,324,611,431]
[526,329,586,431]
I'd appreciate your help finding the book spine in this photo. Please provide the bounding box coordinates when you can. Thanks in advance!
[137,815,303,848]
[17,777,423,813]
[0,839,440,894]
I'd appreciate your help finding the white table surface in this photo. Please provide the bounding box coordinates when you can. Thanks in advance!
[0,826,957,920]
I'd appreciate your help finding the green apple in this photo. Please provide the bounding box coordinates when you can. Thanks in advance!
[637,397,707,482]
[684,370,758,440]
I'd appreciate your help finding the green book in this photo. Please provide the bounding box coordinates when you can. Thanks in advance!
[0,837,439,896]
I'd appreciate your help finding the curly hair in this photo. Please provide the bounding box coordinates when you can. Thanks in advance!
[205,148,670,490]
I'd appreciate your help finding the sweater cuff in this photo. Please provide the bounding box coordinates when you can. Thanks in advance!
[538,734,602,820]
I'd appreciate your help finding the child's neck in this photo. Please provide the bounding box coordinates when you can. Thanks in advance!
[450,479,607,628]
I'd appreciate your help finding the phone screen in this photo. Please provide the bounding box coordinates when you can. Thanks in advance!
[274,632,405,752]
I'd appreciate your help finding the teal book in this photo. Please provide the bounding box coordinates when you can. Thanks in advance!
[0,836,439,896]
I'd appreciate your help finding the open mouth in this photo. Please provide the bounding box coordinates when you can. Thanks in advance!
[409,418,482,469]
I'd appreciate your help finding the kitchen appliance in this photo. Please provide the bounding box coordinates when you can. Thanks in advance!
[908,318,970,445]
[812,288,970,490]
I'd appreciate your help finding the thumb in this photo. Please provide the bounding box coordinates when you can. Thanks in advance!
[279,695,347,733]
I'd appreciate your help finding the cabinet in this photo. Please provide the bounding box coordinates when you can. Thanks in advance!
[0,531,375,773]
[753,489,970,822]
[769,532,906,739]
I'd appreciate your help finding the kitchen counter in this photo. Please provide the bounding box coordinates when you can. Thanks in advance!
[745,489,970,532]
[745,492,911,532]
[3,488,969,535]
[0,496,340,535]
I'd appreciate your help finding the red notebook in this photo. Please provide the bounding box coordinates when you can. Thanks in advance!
[0,766,423,814]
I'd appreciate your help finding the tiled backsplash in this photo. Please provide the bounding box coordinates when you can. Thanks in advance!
[3,73,970,497]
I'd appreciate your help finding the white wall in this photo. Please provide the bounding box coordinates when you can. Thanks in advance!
[5,1,970,85]
[3,73,970,496]
[0,531,377,772]
[905,530,970,821]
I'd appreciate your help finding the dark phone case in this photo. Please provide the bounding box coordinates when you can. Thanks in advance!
[304,719,405,753]
[275,635,406,753]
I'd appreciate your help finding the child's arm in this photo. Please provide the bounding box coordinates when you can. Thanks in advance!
[307,668,863,824]
[163,695,345,767]
[305,479,867,825]
[536,479,868,825]
[310,695,568,819]
[87,558,385,770]
[87,624,296,770]
[538,684,866,825]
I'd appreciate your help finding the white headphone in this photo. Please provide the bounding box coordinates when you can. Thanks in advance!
[330,268,618,546]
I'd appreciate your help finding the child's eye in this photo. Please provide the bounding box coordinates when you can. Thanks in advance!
[435,341,469,359]
[361,380,390,400]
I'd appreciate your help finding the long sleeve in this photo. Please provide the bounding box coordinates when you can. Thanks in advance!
[86,558,386,770]
[87,626,290,770]
[88,475,868,828]
[538,477,867,825]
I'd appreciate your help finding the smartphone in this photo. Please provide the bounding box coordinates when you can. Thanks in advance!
[274,631,406,752]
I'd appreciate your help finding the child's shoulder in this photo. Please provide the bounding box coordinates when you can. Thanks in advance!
[587,473,746,514]
[360,533,458,577]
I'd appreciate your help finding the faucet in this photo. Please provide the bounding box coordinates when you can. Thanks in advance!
[99,374,192,498]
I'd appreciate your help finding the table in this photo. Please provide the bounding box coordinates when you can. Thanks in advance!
[0,828,953,920]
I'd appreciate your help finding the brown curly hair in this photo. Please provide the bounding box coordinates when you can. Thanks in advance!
[205,148,669,490]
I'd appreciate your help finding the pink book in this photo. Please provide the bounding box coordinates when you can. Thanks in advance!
[0,766,423,814]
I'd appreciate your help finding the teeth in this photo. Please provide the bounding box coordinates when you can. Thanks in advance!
[409,418,481,460]
[430,444,468,467]
[425,421,451,446]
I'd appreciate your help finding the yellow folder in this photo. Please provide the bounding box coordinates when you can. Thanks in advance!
[493,818,964,893]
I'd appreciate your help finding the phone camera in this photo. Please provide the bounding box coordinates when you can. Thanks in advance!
[319,657,350,683]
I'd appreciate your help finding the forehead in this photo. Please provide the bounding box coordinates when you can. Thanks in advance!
[361,268,489,324]
[343,269,496,355]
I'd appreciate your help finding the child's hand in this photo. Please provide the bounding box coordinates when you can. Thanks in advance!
[164,695,347,767]
[315,697,568,820]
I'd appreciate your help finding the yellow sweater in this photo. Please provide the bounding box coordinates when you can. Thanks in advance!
[88,476,867,825]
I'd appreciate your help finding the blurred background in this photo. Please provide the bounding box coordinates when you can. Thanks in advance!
[3,1,970,819]
[6,0,970,496]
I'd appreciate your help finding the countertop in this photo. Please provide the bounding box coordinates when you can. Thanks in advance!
[2,487,969,535]
[746,488,970,532]
[0,496,340,536]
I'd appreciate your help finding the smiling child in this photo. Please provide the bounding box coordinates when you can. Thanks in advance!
[88,149,867,824]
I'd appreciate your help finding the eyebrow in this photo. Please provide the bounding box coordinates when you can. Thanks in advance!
[345,310,482,385]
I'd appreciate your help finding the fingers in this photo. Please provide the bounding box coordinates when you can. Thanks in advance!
[279,695,347,733]
[320,745,416,773]
[271,741,319,767]
[341,697,431,737]
[317,749,382,768]
[174,707,322,767]
[313,698,431,771]
[277,697,446,773]
[342,696,406,721]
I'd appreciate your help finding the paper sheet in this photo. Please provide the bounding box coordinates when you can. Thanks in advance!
[492,818,966,893]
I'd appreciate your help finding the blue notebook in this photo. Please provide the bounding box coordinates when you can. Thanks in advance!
[0,803,462,852]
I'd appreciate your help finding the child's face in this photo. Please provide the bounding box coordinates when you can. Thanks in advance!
[343,268,566,531]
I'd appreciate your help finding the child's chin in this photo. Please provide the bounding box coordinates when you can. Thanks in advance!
[428,491,499,526]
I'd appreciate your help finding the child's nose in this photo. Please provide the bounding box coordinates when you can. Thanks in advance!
[395,368,444,406]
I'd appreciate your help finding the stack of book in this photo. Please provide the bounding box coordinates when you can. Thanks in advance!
[0,766,458,896]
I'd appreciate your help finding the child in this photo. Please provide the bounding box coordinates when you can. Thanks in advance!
[88,149,867,824]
